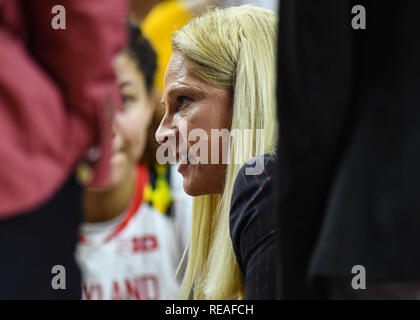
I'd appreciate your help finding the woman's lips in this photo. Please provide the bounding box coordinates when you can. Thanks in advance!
[177,152,189,173]
[177,162,188,173]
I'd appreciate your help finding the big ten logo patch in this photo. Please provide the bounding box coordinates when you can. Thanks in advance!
[116,235,159,255]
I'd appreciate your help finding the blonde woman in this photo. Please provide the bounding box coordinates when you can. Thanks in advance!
[156,5,278,299]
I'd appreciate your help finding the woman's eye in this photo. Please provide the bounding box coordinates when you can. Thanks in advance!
[177,96,190,108]
[122,95,134,106]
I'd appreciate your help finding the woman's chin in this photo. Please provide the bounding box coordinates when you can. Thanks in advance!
[182,176,222,197]
[182,174,204,197]
[182,181,200,197]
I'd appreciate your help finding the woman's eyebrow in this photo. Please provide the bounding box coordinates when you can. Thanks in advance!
[167,86,186,97]
[119,80,131,89]
[168,82,201,95]
[167,84,203,99]
[161,84,203,109]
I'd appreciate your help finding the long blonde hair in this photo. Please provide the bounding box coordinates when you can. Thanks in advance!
[173,5,278,299]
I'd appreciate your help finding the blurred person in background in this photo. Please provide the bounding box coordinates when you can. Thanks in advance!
[76,25,192,300]
[0,0,127,299]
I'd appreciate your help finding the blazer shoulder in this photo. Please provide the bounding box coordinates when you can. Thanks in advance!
[229,153,277,274]
[230,152,277,237]
[234,153,276,190]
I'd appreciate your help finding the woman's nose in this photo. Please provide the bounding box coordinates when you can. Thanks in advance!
[155,123,177,145]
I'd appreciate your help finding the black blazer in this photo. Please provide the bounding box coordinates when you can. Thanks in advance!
[230,154,279,299]
[277,0,420,298]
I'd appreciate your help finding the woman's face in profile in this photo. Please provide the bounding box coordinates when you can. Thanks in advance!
[156,52,233,196]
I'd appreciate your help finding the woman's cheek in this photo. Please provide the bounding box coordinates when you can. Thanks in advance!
[121,111,146,161]
[131,123,149,162]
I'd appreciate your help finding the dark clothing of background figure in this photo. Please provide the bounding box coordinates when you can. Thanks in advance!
[0,0,127,299]
[276,0,420,299]
[0,177,82,299]
[230,154,279,299]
